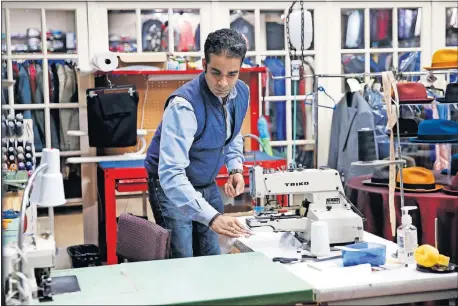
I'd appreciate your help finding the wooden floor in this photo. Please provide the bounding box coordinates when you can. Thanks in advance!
[35,196,155,269]
[37,196,155,248]
[34,189,252,269]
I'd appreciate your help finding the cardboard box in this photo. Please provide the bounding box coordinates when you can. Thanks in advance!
[116,54,167,70]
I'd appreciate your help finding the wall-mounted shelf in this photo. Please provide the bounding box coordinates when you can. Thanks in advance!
[2,79,15,88]
[96,67,267,76]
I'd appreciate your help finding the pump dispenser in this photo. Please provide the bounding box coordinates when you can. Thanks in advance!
[397,206,418,264]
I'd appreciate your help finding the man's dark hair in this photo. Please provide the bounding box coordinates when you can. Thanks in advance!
[204,28,247,65]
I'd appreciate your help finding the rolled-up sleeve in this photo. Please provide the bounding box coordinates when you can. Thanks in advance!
[158,97,219,226]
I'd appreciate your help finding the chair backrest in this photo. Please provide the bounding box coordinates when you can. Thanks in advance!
[116,213,171,262]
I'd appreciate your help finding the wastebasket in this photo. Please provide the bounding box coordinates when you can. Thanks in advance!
[67,244,102,268]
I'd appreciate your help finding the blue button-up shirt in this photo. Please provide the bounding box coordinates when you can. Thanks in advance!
[158,86,245,225]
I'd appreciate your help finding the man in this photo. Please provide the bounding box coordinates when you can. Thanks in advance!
[144,28,252,259]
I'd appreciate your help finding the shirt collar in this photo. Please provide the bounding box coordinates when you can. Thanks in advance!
[217,85,238,104]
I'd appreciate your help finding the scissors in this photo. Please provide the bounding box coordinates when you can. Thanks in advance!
[272,255,317,264]
[273,254,342,264]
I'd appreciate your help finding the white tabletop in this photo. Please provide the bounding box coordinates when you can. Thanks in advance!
[235,216,458,305]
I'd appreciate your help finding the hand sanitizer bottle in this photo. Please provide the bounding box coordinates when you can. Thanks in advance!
[397,206,418,264]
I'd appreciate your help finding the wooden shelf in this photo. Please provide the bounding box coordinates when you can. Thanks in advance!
[97,67,266,76]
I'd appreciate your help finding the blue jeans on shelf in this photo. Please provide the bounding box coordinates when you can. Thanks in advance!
[148,176,224,259]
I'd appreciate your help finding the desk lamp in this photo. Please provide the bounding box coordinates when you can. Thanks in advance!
[4,148,66,305]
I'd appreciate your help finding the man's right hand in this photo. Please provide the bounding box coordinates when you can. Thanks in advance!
[210,215,252,238]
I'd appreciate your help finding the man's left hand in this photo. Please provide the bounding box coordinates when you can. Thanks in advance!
[224,173,244,198]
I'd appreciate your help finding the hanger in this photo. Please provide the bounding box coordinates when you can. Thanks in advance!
[87,74,136,98]
[372,81,382,92]
[303,86,336,110]
[345,79,358,107]
[230,10,245,23]
[425,85,444,98]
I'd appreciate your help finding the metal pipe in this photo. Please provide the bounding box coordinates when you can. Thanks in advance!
[394,104,405,209]
[264,95,313,102]
[66,154,146,164]
[313,75,319,168]
[273,69,458,80]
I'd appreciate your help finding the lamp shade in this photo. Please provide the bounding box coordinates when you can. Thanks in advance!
[29,148,48,205]
[32,148,66,208]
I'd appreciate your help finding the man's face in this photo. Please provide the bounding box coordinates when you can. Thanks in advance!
[203,54,242,98]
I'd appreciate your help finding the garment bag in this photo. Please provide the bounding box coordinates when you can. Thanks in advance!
[86,86,138,148]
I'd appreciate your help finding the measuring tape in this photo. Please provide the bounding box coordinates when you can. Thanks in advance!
[382,71,399,238]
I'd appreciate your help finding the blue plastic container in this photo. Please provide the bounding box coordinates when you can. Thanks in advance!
[342,242,386,267]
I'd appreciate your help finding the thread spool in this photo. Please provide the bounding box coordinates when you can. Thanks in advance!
[25,145,32,153]
[8,146,15,155]
[18,162,26,170]
[6,114,14,121]
[25,153,33,161]
[1,139,8,148]
[8,138,15,148]
[2,163,8,171]
[9,163,17,171]
[17,138,24,148]
[1,121,6,138]
[17,146,24,154]
[26,161,33,171]
[28,170,33,176]
[25,140,32,147]
[7,121,15,137]
[358,128,378,162]
[17,153,24,161]
[15,121,24,136]
[1,147,7,154]
[15,113,23,121]
[2,154,8,163]
[8,155,15,163]
[310,221,331,257]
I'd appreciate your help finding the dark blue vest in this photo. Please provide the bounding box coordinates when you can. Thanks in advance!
[144,72,249,187]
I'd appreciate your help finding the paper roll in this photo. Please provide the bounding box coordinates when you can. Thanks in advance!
[91,52,119,72]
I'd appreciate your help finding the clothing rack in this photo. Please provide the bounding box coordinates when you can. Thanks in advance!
[286,69,458,168]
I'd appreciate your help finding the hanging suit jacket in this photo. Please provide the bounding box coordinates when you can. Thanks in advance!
[327,92,376,183]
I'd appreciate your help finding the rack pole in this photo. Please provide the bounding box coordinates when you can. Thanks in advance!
[273,69,458,80]
[313,75,319,168]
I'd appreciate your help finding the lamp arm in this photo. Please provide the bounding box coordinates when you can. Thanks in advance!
[17,163,48,301]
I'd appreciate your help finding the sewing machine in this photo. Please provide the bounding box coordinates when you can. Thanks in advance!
[3,208,56,304]
[3,148,65,305]
[247,165,364,245]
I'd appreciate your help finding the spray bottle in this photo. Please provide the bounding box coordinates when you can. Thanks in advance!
[397,206,418,264]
